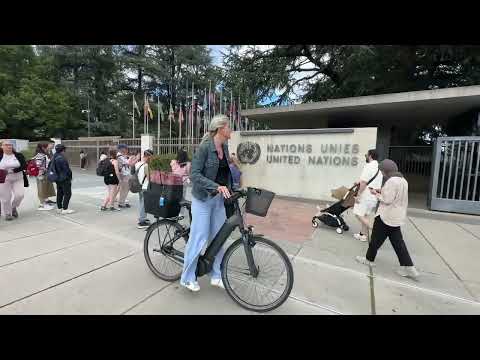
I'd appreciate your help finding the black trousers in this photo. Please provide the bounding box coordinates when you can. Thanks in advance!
[80,158,86,169]
[56,180,72,210]
[366,216,414,266]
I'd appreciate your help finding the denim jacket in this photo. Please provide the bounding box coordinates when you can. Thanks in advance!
[191,137,232,201]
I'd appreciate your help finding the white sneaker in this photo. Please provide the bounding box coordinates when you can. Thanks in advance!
[353,233,368,242]
[38,205,54,211]
[210,278,225,289]
[57,208,63,214]
[180,281,200,292]
[61,209,75,215]
[355,256,375,267]
[396,266,419,279]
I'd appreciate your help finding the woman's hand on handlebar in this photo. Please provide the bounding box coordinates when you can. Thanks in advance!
[217,186,231,199]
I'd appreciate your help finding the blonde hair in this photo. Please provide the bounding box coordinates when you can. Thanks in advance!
[201,114,229,142]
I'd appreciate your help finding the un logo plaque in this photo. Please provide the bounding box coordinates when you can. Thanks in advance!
[237,142,261,165]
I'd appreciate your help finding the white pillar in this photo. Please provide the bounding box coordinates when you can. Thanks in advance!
[141,135,154,155]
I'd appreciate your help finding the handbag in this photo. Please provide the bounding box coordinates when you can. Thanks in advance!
[342,169,380,208]
[0,169,7,184]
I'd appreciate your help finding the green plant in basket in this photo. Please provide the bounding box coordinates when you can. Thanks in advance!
[149,154,176,184]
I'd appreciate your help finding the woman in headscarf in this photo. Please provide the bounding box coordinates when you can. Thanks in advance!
[355,159,419,279]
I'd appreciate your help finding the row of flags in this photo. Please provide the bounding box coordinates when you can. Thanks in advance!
[131,88,254,141]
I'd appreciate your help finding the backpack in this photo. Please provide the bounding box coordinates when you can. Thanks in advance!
[96,158,114,177]
[47,158,59,182]
[26,160,40,177]
[128,163,146,193]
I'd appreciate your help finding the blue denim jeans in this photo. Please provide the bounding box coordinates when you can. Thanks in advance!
[180,193,226,284]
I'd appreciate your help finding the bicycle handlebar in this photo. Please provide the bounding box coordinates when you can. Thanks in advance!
[209,188,247,202]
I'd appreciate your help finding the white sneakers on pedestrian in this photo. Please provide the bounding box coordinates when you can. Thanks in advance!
[38,204,54,211]
[180,281,200,292]
[353,233,368,242]
[61,209,75,215]
[355,256,376,267]
[396,266,420,279]
[210,278,225,289]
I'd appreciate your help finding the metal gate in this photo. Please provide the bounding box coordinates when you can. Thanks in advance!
[429,136,480,215]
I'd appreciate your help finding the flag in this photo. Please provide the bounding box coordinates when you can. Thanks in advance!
[168,103,174,121]
[133,96,141,116]
[178,106,184,123]
[144,97,153,120]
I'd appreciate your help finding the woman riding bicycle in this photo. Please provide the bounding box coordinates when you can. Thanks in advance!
[180,114,232,292]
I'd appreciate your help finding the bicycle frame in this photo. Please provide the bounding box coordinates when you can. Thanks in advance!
[196,194,259,278]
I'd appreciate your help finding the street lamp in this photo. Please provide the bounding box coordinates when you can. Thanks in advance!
[81,98,91,138]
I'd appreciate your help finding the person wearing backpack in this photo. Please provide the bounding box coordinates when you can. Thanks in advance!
[116,144,132,209]
[135,149,153,229]
[100,147,121,212]
[49,144,74,215]
[32,143,56,211]
[0,139,28,221]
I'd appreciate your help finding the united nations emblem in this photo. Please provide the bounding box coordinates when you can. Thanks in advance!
[237,142,261,165]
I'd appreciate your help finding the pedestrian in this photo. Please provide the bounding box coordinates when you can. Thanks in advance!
[80,149,87,170]
[180,114,233,292]
[352,149,383,242]
[33,143,56,211]
[116,144,131,208]
[135,149,153,229]
[0,139,28,220]
[51,144,75,215]
[228,153,242,189]
[355,159,419,279]
[100,147,121,212]
[99,151,107,162]
[170,147,191,183]
[44,140,57,206]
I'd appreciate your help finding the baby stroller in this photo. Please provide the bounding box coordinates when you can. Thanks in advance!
[311,184,359,234]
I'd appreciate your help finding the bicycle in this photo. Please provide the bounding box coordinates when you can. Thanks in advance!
[143,188,294,313]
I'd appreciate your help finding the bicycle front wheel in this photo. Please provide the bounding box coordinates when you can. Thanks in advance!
[221,236,294,313]
[144,219,188,281]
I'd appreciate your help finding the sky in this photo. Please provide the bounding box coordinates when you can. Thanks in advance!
[207,45,312,105]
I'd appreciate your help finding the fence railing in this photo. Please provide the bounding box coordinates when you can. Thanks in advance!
[59,137,200,167]
[388,146,433,177]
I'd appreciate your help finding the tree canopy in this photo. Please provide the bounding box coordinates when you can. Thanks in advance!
[1,44,480,140]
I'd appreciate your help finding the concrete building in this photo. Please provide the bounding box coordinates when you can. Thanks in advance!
[241,85,480,196]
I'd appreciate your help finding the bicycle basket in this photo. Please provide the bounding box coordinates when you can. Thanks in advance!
[245,187,275,217]
[144,183,183,218]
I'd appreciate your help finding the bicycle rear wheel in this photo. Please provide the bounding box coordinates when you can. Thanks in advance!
[221,236,294,313]
[144,219,188,281]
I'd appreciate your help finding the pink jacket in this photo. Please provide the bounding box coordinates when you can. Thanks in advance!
[170,160,191,183]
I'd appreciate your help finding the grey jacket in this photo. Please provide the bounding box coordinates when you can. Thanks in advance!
[191,137,232,201]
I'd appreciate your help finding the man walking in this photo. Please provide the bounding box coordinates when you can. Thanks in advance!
[135,149,153,229]
[353,149,382,242]
[51,144,75,215]
[116,144,131,208]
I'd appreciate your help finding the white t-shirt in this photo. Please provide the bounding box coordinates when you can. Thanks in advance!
[0,153,21,171]
[359,160,383,203]
[135,161,149,190]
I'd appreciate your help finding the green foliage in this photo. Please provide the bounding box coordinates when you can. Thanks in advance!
[149,154,176,171]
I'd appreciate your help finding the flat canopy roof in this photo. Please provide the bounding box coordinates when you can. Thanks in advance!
[241,85,480,127]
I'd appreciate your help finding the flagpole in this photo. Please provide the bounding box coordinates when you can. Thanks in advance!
[157,94,160,154]
[190,81,195,148]
[208,80,211,124]
[185,79,188,150]
[220,87,223,114]
[132,94,135,138]
[230,90,233,129]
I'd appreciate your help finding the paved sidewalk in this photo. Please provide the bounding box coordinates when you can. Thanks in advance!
[0,169,479,315]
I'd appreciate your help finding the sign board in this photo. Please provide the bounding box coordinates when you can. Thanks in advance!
[229,128,378,201]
